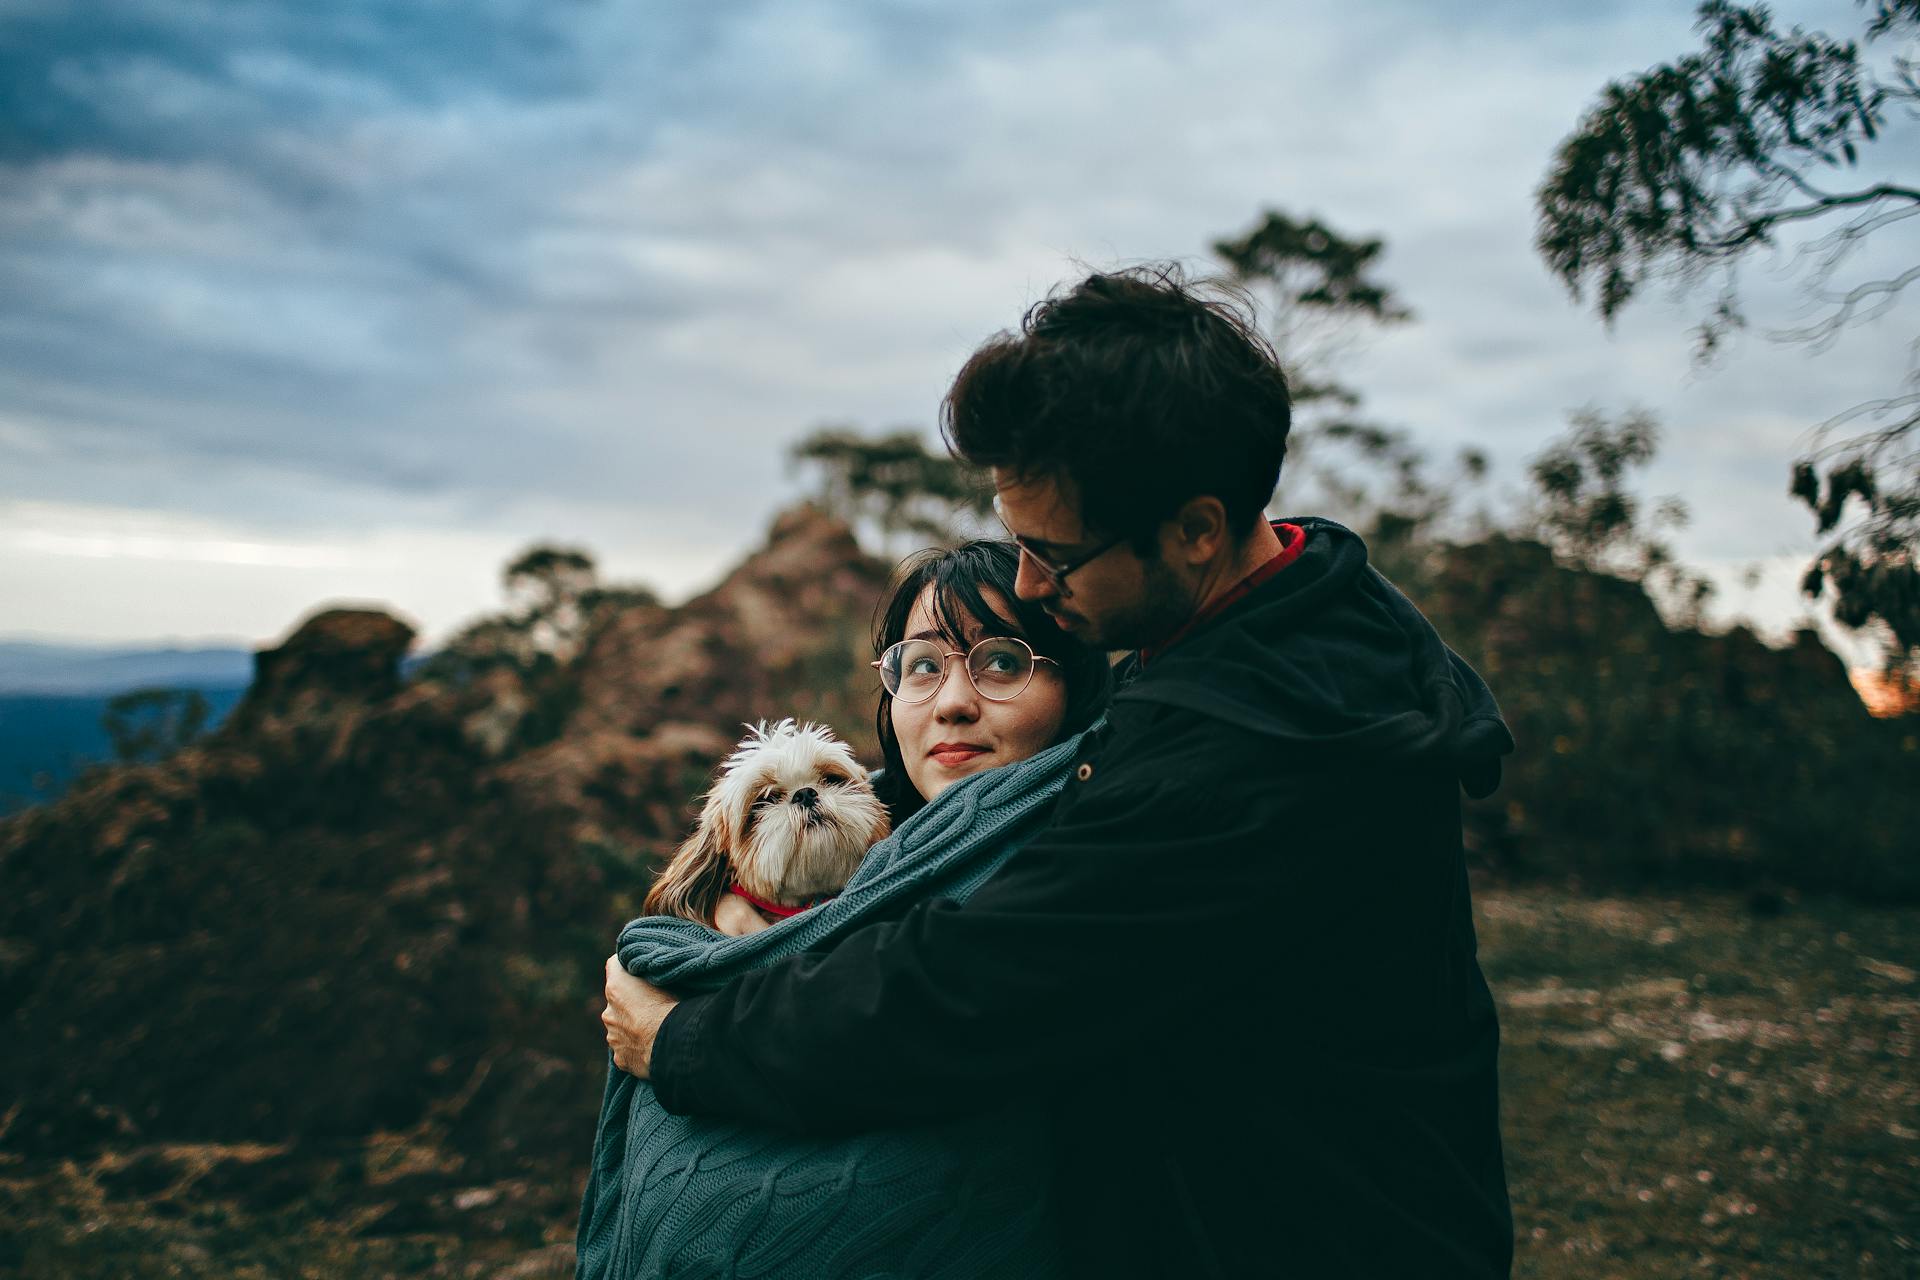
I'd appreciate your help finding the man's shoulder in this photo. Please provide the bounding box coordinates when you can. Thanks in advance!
[1078,694,1294,797]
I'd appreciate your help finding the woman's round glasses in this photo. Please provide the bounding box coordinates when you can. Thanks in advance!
[873,636,1060,704]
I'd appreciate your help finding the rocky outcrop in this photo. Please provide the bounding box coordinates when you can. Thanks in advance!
[0,506,889,1164]
[5,504,1904,1171]
[516,503,891,851]
[224,608,417,735]
[569,503,888,746]
[1409,535,1912,894]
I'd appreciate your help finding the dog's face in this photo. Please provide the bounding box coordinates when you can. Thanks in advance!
[644,720,891,924]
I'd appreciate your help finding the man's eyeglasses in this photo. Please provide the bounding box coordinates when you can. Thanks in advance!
[873,636,1060,704]
[992,494,1127,600]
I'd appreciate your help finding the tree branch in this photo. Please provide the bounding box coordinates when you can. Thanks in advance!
[1774,264,1920,347]
[1704,183,1920,251]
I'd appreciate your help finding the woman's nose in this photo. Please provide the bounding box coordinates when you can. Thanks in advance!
[931,660,980,720]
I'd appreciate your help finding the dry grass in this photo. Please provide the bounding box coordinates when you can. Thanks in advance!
[1,885,1913,1277]
[1481,887,1918,1278]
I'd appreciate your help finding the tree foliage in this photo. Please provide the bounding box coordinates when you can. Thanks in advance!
[426,544,657,683]
[1287,418,1492,585]
[1304,403,1713,626]
[1212,208,1411,410]
[1536,0,1920,661]
[504,545,596,624]
[789,425,994,552]
[795,217,1413,551]
[1523,408,1715,623]
[101,687,210,764]
[1212,209,1427,527]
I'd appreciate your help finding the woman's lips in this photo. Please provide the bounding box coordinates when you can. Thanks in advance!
[928,744,990,768]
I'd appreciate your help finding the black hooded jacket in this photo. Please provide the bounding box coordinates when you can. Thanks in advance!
[653,519,1516,1278]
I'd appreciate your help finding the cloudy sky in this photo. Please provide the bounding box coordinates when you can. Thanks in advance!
[2,0,1908,659]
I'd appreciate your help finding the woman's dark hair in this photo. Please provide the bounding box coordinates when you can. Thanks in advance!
[941,263,1291,553]
[871,540,1112,826]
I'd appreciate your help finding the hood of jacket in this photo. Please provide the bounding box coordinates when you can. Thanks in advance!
[1113,518,1514,798]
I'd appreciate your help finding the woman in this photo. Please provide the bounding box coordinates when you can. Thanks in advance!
[578,541,1110,1280]
[713,539,1111,934]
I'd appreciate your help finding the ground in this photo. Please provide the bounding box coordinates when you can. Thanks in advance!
[1,886,1913,1278]
[1484,887,1917,1279]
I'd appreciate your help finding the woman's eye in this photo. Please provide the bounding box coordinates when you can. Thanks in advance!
[906,658,941,675]
[984,653,1019,673]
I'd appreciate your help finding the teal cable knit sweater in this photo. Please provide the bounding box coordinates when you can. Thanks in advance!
[574,730,1091,1280]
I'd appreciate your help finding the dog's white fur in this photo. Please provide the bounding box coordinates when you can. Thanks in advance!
[643,719,891,925]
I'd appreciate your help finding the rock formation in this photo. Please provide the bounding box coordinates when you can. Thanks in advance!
[2,507,1908,1172]
[0,505,889,1163]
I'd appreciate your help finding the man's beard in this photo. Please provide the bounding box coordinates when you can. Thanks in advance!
[1053,554,1197,653]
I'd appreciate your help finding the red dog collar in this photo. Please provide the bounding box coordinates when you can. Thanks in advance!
[729,883,836,920]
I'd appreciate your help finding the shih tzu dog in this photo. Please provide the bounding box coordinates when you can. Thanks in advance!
[643,719,891,926]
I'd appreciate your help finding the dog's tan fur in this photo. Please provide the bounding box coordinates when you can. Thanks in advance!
[643,720,891,925]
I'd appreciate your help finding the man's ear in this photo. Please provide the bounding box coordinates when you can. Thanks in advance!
[1166,495,1231,567]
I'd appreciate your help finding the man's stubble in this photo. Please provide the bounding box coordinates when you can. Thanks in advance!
[1053,552,1197,654]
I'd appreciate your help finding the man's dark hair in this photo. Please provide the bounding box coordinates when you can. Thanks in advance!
[941,264,1291,548]
[870,540,1112,827]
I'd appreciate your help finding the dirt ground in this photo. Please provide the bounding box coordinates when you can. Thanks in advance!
[3,885,1914,1278]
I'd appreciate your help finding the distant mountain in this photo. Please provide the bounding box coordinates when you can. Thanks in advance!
[0,686,251,815]
[0,505,889,1160]
[0,643,257,813]
[0,643,440,814]
[0,641,255,695]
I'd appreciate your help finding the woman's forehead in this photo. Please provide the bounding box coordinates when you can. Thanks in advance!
[906,581,1018,644]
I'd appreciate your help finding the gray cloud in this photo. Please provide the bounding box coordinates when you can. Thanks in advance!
[0,0,1903,650]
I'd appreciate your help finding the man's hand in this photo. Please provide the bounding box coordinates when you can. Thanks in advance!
[602,954,679,1079]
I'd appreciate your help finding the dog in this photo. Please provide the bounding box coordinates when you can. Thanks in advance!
[643,719,891,926]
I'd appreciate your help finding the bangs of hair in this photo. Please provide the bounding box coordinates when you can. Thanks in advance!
[926,568,1022,650]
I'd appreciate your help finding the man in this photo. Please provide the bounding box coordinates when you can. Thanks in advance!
[603,266,1515,1277]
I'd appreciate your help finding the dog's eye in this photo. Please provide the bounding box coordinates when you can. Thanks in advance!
[821,770,849,785]
[755,788,781,806]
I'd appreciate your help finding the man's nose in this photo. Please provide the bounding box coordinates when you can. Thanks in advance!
[1012,549,1054,602]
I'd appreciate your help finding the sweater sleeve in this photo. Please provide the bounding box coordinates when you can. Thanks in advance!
[650,714,1303,1134]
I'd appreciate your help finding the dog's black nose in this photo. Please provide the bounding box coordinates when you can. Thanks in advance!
[791,788,819,809]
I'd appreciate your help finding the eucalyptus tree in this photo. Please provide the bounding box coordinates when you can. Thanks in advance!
[1537,0,1919,660]
[788,425,994,554]
[1213,209,1489,541]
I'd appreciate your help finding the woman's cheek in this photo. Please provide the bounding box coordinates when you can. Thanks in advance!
[892,700,936,802]
[1015,675,1070,754]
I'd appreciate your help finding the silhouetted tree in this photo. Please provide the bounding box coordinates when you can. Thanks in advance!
[504,545,595,619]
[426,543,657,684]
[789,425,994,553]
[1523,409,1715,623]
[1212,209,1412,411]
[1212,209,1431,524]
[102,687,210,763]
[503,544,597,664]
[1536,0,1919,663]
